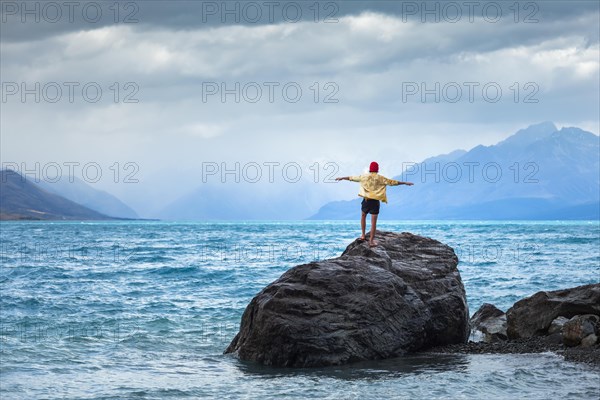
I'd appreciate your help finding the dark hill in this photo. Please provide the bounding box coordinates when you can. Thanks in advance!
[0,170,117,220]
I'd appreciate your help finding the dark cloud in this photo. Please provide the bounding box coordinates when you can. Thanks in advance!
[1,1,598,42]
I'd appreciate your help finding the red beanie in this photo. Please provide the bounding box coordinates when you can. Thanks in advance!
[369,161,379,172]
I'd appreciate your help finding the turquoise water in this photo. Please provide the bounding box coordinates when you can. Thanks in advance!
[1,220,599,399]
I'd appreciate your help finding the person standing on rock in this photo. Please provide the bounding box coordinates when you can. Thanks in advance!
[336,162,413,247]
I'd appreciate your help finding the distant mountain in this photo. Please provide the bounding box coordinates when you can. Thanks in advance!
[159,180,334,220]
[311,122,600,220]
[37,176,138,219]
[0,170,117,220]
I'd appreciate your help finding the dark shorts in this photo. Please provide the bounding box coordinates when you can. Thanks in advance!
[361,198,380,215]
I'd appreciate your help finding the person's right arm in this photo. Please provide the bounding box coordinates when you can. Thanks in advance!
[336,176,360,182]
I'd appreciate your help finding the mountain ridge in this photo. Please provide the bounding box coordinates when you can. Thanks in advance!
[0,170,123,220]
[37,176,139,219]
[310,122,600,220]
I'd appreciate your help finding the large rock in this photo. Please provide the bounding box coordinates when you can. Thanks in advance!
[224,231,470,367]
[506,283,600,339]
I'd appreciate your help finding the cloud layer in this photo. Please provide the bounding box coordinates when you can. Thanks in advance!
[1,1,598,216]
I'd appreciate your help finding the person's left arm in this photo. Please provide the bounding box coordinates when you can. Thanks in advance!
[384,177,414,186]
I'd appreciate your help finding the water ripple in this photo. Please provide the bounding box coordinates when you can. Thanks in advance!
[1,220,599,399]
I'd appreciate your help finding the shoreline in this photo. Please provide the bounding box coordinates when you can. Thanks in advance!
[421,337,600,366]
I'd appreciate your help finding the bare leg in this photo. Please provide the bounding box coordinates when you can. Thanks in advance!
[360,212,367,240]
[369,214,378,247]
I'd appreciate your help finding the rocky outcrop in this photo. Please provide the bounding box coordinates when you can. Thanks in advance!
[470,303,507,342]
[506,283,600,339]
[224,231,470,367]
[426,284,600,366]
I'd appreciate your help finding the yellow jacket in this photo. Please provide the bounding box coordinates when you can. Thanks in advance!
[349,172,400,203]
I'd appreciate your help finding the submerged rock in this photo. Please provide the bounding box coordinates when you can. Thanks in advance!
[224,231,470,367]
[506,283,600,339]
[470,303,507,342]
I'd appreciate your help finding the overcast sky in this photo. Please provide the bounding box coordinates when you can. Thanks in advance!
[1,1,599,216]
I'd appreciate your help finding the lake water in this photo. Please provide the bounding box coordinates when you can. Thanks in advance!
[1,220,599,399]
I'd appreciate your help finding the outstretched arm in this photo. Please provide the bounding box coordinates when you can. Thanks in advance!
[335,176,351,181]
[384,177,414,186]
